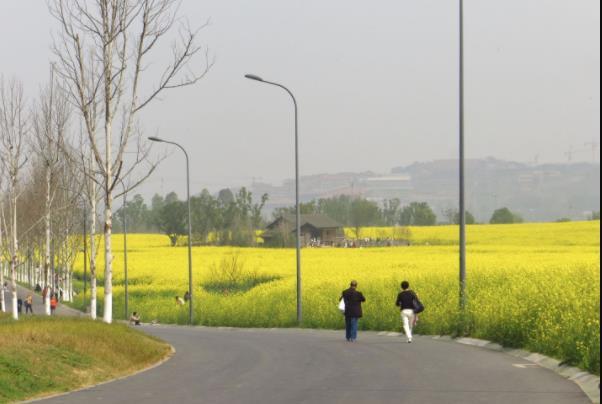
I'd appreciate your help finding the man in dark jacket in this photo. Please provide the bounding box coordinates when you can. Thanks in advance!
[341,280,366,342]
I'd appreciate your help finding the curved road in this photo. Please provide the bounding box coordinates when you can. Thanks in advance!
[6,287,590,404]
[42,326,588,404]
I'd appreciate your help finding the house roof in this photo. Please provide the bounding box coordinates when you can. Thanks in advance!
[267,213,343,230]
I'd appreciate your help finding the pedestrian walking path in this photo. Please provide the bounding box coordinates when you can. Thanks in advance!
[38,326,590,404]
[5,285,592,404]
[3,284,85,317]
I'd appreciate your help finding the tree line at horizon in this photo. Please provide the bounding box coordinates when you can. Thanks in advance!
[111,190,584,247]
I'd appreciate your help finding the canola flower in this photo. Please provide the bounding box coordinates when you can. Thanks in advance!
[71,221,600,374]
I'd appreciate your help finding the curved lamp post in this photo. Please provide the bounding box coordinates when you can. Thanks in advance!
[148,136,194,326]
[245,74,302,325]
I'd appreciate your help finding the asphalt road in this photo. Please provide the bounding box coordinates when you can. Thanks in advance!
[4,286,590,404]
[37,325,589,404]
[3,284,85,317]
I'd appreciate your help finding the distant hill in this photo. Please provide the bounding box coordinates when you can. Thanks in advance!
[391,158,600,222]
[251,158,600,222]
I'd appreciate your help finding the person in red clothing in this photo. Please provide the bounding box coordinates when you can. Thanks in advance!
[50,295,58,315]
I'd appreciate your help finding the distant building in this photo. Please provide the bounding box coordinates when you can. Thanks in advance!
[263,214,344,247]
[359,175,413,200]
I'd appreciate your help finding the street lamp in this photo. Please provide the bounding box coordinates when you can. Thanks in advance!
[245,74,302,324]
[119,180,129,321]
[459,0,467,310]
[148,136,194,326]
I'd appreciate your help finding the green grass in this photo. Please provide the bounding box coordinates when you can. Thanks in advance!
[0,314,170,403]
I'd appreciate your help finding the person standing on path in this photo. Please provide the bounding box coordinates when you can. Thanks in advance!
[50,295,58,315]
[25,294,34,315]
[396,281,420,343]
[341,280,366,342]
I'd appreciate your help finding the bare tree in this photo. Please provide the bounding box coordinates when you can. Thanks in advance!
[0,77,29,320]
[0,179,6,313]
[53,159,84,304]
[55,131,102,318]
[51,0,211,323]
[32,68,71,315]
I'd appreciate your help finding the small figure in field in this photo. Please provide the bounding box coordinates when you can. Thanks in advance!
[341,280,366,342]
[42,286,48,301]
[35,283,42,293]
[396,281,423,343]
[183,291,190,302]
[175,296,185,306]
[50,295,58,315]
[17,298,23,314]
[130,312,141,326]
[25,294,34,314]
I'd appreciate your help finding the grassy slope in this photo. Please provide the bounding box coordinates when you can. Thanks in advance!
[0,314,170,403]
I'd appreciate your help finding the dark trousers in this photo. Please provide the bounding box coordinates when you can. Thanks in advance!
[345,317,359,341]
[25,304,33,314]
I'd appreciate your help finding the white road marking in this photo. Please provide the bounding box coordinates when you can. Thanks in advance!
[513,364,540,369]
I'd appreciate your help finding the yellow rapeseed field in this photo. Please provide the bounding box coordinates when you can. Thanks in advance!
[72,221,600,374]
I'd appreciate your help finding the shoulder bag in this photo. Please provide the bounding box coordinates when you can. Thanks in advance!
[412,293,425,314]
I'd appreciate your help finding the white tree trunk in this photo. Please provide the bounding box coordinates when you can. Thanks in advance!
[44,186,52,316]
[0,263,5,313]
[69,270,73,302]
[102,104,113,324]
[90,193,97,320]
[103,200,113,324]
[65,270,71,302]
[11,191,19,320]
[0,213,4,314]
[64,271,69,302]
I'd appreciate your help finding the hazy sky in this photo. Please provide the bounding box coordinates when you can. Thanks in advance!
[0,0,600,197]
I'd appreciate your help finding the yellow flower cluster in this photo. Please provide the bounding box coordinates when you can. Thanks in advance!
[73,221,600,374]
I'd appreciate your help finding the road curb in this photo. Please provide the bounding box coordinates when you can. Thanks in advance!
[144,323,600,403]
[21,343,176,404]
[434,335,600,404]
[377,332,599,403]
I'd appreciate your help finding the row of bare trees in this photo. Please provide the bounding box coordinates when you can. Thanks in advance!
[0,0,210,323]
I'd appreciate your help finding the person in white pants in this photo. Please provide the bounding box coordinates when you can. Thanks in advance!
[396,281,419,343]
[401,309,416,343]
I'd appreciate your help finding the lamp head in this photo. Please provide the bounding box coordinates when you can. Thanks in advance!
[245,74,264,82]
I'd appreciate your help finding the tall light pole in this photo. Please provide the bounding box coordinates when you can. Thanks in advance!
[148,136,194,326]
[119,180,129,321]
[245,74,302,325]
[459,0,467,310]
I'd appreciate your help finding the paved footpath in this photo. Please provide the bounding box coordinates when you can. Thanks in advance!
[5,287,591,404]
[43,326,589,404]
[4,284,85,317]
